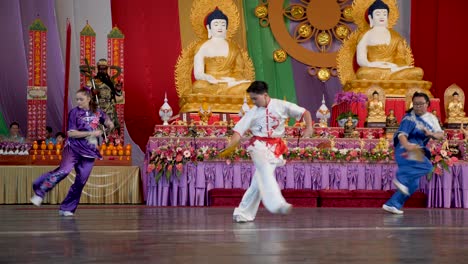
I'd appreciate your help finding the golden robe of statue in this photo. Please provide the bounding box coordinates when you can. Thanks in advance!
[447,96,466,119]
[356,30,423,80]
[192,40,250,95]
[368,97,386,120]
[175,1,255,113]
[337,0,432,98]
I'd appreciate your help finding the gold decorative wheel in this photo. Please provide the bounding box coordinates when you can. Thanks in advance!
[256,0,354,80]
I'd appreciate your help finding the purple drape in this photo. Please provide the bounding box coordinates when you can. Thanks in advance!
[0,0,65,136]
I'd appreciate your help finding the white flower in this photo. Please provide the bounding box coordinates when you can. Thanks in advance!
[200,146,209,154]
[183,150,191,158]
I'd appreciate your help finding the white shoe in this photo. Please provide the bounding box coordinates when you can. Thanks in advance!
[30,195,43,207]
[393,178,409,196]
[279,203,293,215]
[382,204,404,215]
[59,210,74,216]
[233,215,248,223]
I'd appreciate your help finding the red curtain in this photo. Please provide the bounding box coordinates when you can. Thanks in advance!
[411,0,468,122]
[111,0,181,149]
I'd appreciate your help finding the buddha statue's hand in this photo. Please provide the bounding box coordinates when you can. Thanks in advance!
[204,74,220,84]
[390,65,411,73]
[369,61,397,69]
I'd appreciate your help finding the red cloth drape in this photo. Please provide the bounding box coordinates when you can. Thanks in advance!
[411,0,468,122]
[330,102,367,127]
[111,0,182,150]
[62,19,71,133]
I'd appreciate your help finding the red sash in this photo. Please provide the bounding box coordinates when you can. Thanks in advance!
[249,136,288,157]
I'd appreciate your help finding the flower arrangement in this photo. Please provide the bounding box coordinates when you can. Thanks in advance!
[427,140,459,181]
[334,91,368,105]
[0,141,31,155]
[147,140,195,182]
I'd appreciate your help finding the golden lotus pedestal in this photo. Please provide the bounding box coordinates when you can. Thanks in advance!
[179,94,248,113]
[343,80,433,98]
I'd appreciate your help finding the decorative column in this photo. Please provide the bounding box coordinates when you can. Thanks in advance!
[79,22,96,87]
[27,19,47,140]
[107,27,125,144]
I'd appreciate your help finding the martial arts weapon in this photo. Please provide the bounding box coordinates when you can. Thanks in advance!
[406,147,424,162]
[218,142,239,158]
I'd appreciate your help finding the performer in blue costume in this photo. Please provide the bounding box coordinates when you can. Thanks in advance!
[383,92,444,214]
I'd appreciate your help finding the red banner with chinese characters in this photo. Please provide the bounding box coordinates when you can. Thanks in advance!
[27,19,47,140]
[79,23,96,87]
[107,27,125,144]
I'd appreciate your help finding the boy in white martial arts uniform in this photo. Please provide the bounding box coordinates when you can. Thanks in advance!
[222,81,313,223]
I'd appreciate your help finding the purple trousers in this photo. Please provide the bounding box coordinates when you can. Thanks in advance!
[32,146,95,212]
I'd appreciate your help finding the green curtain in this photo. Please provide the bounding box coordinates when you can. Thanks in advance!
[242,0,297,104]
[0,112,8,136]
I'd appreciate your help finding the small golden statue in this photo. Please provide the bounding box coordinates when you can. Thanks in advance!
[444,84,468,126]
[385,109,398,127]
[337,0,432,97]
[175,0,254,113]
[366,87,386,124]
[198,102,212,125]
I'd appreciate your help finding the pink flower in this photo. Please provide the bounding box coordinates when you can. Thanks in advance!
[147,164,155,173]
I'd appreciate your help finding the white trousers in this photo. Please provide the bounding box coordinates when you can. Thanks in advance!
[233,141,289,221]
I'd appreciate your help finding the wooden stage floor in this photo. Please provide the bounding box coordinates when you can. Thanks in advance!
[1,205,468,263]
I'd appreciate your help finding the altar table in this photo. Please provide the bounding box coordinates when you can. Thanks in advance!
[0,165,142,204]
[146,161,468,208]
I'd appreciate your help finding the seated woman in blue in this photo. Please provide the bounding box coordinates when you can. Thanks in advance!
[383,92,444,214]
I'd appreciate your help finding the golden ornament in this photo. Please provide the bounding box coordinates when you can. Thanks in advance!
[273,49,287,63]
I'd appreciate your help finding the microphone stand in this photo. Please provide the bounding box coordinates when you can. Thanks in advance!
[188,123,198,150]
[296,127,302,148]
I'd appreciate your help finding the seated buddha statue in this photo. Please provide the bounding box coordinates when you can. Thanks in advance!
[447,92,466,119]
[367,90,386,122]
[356,0,423,80]
[175,2,255,113]
[445,85,468,125]
[337,0,432,98]
[192,8,251,95]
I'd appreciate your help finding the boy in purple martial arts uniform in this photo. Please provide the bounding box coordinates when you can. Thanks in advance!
[30,88,114,216]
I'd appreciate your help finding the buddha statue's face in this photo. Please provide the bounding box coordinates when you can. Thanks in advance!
[208,19,227,39]
[369,9,388,28]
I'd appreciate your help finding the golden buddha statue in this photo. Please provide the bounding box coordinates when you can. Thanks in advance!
[337,0,432,97]
[367,88,386,123]
[175,1,254,113]
[444,84,468,125]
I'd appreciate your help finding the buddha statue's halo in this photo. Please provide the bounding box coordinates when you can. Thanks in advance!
[352,0,399,31]
[190,0,240,40]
